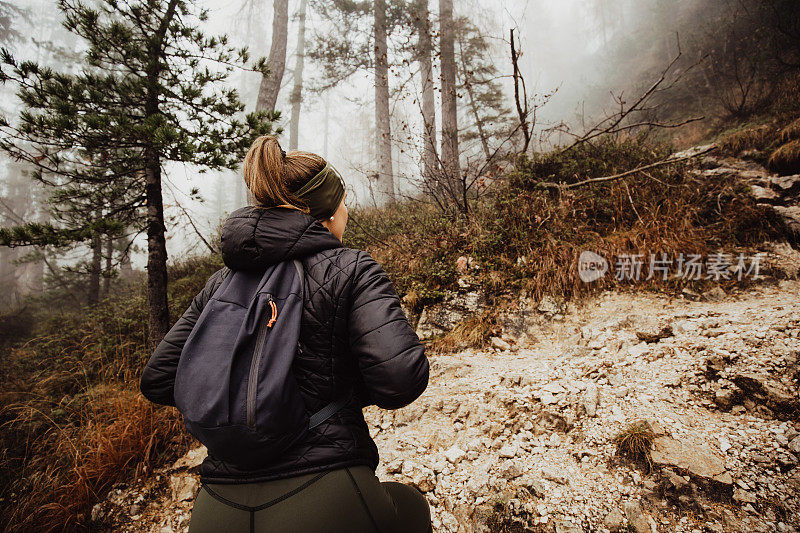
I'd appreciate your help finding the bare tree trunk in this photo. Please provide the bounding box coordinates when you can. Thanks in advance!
[256,0,289,113]
[654,0,673,63]
[289,0,308,150]
[0,247,16,309]
[235,175,243,207]
[102,234,113,299]
[374,0,394,202]
[323,93,330,158]
[119,234,134,280]
[142,0,178,350]
[510,29,531,153]
[599,0,608,45]
[88,219,102,306]
[144,147,170,350]
[215,173,225,221]
[415,0,437,185]
[439,0,460,192]
[29,187,47,294]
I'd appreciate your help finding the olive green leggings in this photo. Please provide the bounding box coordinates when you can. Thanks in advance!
[188,466,432,533]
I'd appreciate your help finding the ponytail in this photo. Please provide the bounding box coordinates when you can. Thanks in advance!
[242,135,326,212]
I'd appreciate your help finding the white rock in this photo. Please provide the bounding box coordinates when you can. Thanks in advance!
[170,475,199,502]
[542,382,567,394]
[627,342,651,358]
[539,391,559,405]
[541,466,568,485]
[583,383,600,417]
[171,446,207,471]
[499,460,523,480]
[788,437,800,454]
[672,320,698,334]
[443,447,466,464]
[733,487,757,504]
[499,443,519,458]
[491,336,511,351]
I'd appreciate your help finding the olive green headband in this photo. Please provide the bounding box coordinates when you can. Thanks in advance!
[293,162,346,220]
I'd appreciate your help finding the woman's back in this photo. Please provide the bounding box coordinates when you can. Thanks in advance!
[142,204,429,483]
[141,135,431,532]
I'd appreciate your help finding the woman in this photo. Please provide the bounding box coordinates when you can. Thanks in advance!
[140,135,431,533]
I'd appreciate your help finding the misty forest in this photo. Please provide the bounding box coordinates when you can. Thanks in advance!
[1,0,800,531]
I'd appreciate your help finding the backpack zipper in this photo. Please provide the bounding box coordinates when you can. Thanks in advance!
[247,294,277,428]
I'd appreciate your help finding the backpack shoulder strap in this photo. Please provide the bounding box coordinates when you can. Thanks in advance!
[308,392,352,429]
[205,267,233,302]
[292,259,304,296]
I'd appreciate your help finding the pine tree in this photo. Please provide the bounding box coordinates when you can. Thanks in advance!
[456,20,513,161]
[0,0,276,348]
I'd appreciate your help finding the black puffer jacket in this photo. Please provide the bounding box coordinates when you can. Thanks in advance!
[140,206,429,483]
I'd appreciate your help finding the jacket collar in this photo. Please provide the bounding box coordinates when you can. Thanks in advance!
[220,206,343,271]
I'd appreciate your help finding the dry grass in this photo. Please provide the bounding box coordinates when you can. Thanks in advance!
[1,390,189,532]
[780,118,800,143]
[613,420,656,471]
[429,309,500,353]
[719,125,772,154]
[768,139,800,176]
[346,137,787,347]
[0,255,220,532]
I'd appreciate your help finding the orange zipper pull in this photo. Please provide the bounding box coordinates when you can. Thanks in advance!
[267,297,277,328]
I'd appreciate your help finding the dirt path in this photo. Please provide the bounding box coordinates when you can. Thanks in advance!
[93,281,800,533]
[370,280,799,532]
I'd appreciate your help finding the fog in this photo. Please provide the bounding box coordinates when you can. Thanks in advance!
[0,0,690,273]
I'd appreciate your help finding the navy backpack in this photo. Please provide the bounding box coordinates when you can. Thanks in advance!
[174,259,347,468]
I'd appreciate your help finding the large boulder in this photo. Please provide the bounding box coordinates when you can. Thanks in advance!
[650,435,733,487]
[415,291,485,340]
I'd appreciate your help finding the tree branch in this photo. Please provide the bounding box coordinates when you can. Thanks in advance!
[535,145,718,190]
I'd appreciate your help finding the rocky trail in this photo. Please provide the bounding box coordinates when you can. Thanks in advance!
[93,277,800,533]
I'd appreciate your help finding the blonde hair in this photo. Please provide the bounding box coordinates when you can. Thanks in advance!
[242,135,326,213]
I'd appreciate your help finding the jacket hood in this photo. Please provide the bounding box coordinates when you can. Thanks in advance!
[221,206,343,271]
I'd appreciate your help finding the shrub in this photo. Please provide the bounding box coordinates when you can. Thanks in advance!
[429,309,500,354]
[1,389,189,532]
[614,420,656,471]
[780,118,800,144]
[346,136,786,319]
[768,139,800,176]
[719,125,773,155]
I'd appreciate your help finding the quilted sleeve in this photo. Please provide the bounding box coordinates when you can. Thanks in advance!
[140,267,228,406]
[347,251,429,410]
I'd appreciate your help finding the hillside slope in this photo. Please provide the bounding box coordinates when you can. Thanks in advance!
[92,279,800,533]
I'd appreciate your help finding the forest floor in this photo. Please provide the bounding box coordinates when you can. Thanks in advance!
[92,277,800,533]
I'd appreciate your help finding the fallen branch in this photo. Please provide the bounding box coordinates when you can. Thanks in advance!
[536,145,718,191]
[172,198,217,254]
